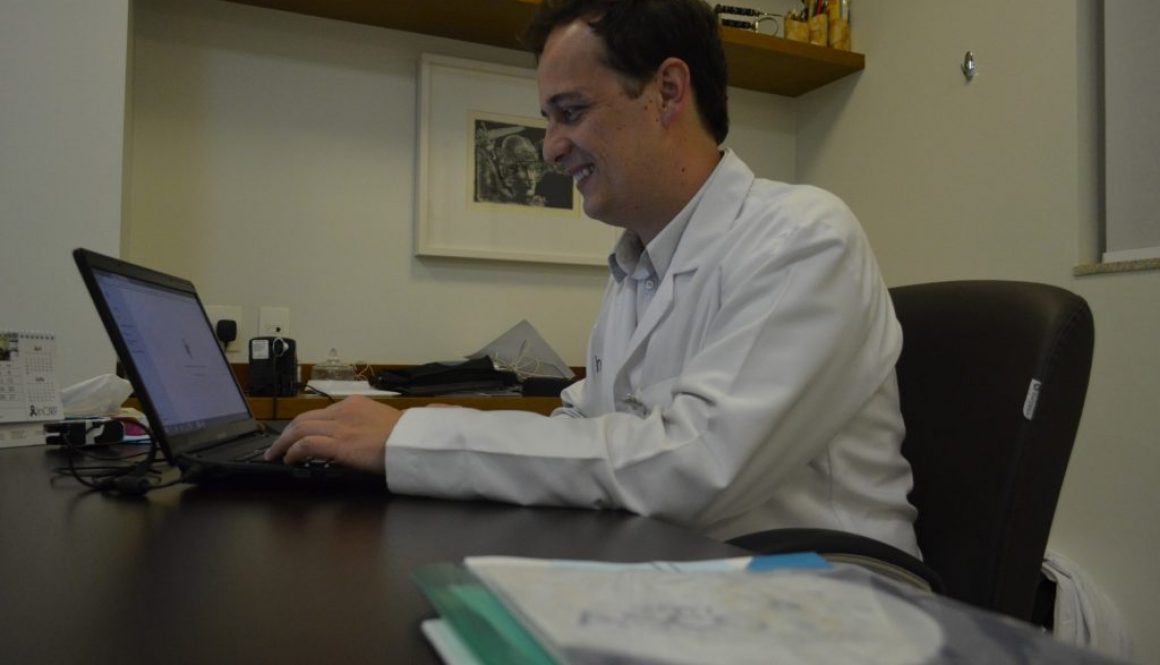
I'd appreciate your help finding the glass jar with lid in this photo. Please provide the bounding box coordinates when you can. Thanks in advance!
[311,348,358,381]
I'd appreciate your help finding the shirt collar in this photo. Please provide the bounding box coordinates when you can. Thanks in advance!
[608,232,643,282]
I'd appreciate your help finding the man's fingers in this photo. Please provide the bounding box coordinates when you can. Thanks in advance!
[265,426,294,460]
[265,415,330,460]
[261,397,396,474]
[279,434,334,465]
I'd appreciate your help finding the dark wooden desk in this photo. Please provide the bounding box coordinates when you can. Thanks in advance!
[0,445,742,664]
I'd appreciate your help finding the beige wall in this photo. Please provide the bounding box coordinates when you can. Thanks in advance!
[125,0,796,367]
[797,1,1158,661]
[0,1,130,386]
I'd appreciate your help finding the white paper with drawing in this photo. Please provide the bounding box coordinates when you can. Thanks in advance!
[465,557,943,665]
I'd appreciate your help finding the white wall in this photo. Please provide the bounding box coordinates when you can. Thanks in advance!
[0,1,130,387]
[796,1,1158,662]
[125,0,796,367]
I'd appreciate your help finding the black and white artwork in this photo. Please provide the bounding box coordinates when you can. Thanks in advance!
[417,55,616,266]
[472,117,574,210]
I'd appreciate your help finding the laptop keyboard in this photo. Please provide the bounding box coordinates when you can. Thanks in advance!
[221,432,331,468]
[232,445,273,463]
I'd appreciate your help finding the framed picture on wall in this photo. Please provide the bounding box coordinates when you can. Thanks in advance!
[415,54,618,266]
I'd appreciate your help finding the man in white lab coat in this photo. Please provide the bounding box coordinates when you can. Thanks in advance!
[268,0,919,557]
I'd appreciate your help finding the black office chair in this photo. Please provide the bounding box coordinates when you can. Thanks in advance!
[729,280,1095,624]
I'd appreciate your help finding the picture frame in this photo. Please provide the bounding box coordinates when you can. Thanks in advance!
[415,54,618,266]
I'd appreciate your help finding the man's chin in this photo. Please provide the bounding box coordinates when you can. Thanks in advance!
[581,197,607,223]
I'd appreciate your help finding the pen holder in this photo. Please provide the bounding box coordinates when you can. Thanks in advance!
[808,14,828,47]
[828,18,850,50]
[784,17,808,42]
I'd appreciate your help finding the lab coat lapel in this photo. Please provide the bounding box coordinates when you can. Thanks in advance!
[614,151,754,389]
[599,276,638,412]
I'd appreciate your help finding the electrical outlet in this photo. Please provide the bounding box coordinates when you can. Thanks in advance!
[258,306,291,337]
[204,305,245,360]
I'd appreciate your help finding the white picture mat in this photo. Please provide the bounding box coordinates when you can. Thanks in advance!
[416,54,617,266]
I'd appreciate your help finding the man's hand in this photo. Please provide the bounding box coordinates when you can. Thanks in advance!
[264,396,401,473]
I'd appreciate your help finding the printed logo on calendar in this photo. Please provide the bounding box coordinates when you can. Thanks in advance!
[29,403,59,418]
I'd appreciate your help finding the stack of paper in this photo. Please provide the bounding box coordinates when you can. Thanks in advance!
[0,422,47,449]
[412,554,1125,665]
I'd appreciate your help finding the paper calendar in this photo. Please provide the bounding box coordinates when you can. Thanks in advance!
[0,331,63,424]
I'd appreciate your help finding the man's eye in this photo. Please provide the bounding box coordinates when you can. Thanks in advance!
[561,107,584,123]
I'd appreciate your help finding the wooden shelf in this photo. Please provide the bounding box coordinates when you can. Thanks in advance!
[720,26,864,97]
[225,0,863,97]
[162,363,573,419]
[249,394,562,419]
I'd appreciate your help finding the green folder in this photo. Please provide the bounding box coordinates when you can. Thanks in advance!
[412,563,559,665]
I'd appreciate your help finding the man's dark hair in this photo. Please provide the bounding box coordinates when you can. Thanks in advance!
[525,0,729,144]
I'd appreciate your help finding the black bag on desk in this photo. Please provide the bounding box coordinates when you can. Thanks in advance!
[371,357,518,396]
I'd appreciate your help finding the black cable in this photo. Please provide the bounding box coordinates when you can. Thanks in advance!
[715,3,762,17]
[270,335,290,420]
[58,417,185,497]
[271,338,281,420]
[721,18,756,29]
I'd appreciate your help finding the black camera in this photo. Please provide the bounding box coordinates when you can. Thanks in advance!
[247,336,297,396]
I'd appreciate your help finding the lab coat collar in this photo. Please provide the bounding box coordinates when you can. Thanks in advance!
[619,150,755,369]
[606,150,752,283]
[665,149,753,276]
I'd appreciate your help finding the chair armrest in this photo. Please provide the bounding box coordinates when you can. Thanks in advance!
[727,528,946,594]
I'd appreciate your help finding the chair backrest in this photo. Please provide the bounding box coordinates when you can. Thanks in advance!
[890,280,1094,621]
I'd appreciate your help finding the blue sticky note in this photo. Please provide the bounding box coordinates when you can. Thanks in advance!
[746,552,831,571]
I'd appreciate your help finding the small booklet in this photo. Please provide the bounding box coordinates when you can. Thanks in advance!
[412,554,1124,665]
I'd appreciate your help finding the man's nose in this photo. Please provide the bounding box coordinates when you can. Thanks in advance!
[542,125,569,164]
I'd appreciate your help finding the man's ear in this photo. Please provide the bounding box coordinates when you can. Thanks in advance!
[655,57,692,127]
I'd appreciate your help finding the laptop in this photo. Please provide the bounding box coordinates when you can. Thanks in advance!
[73,248,384,488]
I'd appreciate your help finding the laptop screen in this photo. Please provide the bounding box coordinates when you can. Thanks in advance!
[89,265,252,439]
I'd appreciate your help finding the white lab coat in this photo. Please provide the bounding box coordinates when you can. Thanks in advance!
[387,151,919,556]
